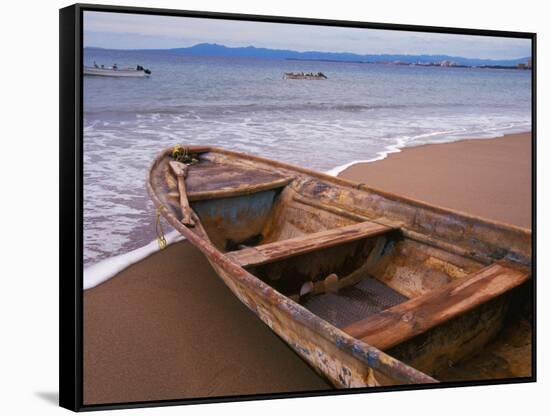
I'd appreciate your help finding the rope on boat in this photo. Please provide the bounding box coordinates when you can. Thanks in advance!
[154,145,202,248]
[172,145,199,165]
[156,204,167,250]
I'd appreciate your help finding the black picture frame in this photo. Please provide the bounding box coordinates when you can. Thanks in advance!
[60,3,537,411]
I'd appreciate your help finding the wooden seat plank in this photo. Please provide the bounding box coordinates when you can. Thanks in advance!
[226,221,394,267]
[342,263,529,350]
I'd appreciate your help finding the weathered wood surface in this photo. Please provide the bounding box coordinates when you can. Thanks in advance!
[293,176,531,267]
[209,261,436,387]
[184,161,292,201]
[294,194,493,266]
[148,145,532,387]
[168,161,194,226]
[387,295,509,377]
[186,147,531,269]
[226,221,394,267]
[343,263,528,350]
[434,316,532,381]
[177,145,210,154]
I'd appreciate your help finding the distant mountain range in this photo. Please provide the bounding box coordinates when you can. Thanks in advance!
[86,43,531,67]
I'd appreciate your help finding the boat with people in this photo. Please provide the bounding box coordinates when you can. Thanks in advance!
[148,144,532,388]
[83,62,152,77]
[284,72,327,80]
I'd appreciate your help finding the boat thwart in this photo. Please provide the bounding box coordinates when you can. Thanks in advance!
[147,145,532,388]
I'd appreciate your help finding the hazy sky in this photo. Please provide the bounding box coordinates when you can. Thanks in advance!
[84,11,531,59]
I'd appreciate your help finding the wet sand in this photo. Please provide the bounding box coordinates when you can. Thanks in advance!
[83,132,532,405]
[83,241,331,405]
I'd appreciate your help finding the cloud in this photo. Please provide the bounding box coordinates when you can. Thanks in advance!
[83,11,531,59]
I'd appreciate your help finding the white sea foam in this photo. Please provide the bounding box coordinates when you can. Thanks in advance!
[82,121,530,290]
[326,132,438,176]
[326,124,530,177]
[83,229,185,290]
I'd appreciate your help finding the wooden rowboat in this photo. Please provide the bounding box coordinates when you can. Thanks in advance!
[147,145,532,387]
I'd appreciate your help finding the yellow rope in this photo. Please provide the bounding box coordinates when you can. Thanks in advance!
[156,204,167,250]
[172,145,198,165]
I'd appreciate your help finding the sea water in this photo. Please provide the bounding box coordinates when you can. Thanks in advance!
[83,48,531,271]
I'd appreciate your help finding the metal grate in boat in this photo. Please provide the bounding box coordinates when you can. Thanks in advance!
[301,276,408,329]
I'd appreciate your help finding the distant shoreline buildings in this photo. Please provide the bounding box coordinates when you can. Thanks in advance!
[285,56,532,70]
[373,59,531,70]
[516,59,532,69]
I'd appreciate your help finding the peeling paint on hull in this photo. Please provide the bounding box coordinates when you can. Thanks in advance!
[148,145,531,388]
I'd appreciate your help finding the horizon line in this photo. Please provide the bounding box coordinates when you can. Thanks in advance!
[83,43,531,62]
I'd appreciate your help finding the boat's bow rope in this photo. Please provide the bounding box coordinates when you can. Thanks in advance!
[172,145,199,165]
[155,145,202,249]
[156,204,167,250]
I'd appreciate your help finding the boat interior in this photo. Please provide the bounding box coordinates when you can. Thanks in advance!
[155,149,532,383]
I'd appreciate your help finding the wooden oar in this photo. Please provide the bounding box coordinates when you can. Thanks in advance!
[169,161,195,227]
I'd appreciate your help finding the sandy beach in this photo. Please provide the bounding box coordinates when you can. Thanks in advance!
[83,241,331,404]
[83,132,532,405]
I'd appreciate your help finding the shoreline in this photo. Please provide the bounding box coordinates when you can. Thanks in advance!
[83,131,532,291]
[83,230,184,290]
[328,129,531,177]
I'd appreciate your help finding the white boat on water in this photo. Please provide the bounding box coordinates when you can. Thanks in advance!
[283,71,327,80]
[84,63,151,77]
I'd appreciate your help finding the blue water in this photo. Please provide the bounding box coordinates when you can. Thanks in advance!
[83,48,531,266]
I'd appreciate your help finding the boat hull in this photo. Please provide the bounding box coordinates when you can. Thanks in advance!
[204,247,435,387]
[147,145,532,388]
[83,67,150,77]
[284,75,327,80]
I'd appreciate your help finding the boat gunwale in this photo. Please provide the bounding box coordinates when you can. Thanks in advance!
[147,146,438,386]
[207,145,531,268]
[210,146,530,236]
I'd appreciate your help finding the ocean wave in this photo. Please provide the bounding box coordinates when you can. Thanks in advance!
[83,101,509,120]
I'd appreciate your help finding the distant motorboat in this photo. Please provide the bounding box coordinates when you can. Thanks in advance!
[284,72,327,80]
[84,63,152,77]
